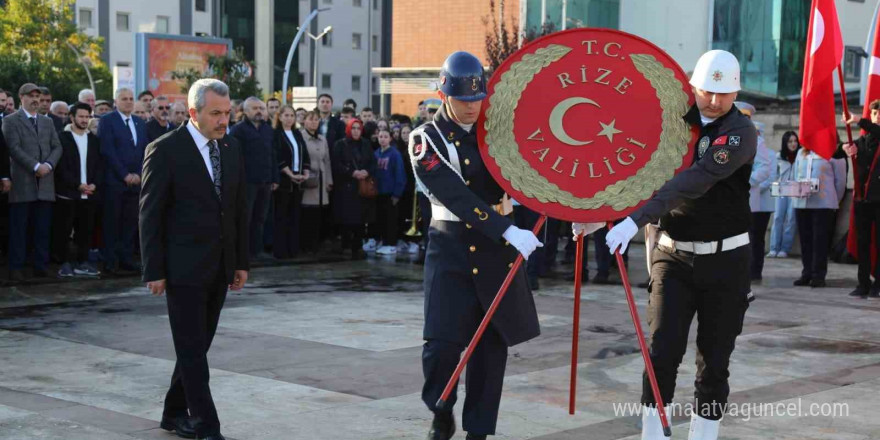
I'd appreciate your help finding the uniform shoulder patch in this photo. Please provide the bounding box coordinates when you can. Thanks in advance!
[713,148,730,165]
[419,153,441,171]
[729,135,740,146]
[413,143,424,155]
[712,135,728,146]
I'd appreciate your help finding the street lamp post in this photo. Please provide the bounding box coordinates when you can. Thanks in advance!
[280,8,330,105]
[305,26,334,91]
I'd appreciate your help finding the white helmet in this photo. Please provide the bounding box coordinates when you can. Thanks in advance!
[689,50,741,93]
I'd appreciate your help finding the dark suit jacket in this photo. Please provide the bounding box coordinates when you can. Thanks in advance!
[146,119,176,144]
[0,119,10,180]
[55,130,103,200]
[273,128,310,193]
[322,116,345,159]
[49,114,65,133]
[99,111,148,192]
[139,122,249,287]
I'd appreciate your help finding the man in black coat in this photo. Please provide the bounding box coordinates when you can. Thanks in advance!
[140,79,249,440]
[53,102,102,276]
[146,95,176,143]
[317,93,345,155]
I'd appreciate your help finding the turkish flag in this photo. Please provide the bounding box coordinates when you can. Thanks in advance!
[799,0,844,160]
[863,16,880,121]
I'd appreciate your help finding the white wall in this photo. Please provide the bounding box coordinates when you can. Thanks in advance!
[619,0,712,73]
[297,0,383,108]
[192,0,213,35]
[836,0,880,91]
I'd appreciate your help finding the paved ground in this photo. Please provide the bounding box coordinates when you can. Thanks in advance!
[0,244,878,440]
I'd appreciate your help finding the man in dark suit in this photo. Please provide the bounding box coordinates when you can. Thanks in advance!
[100,87,148,273]
[317,93,345,152]
[0,89,12,259]
[146,95,176,143]
[54,102,103,277]
[140,79,248,440]
[1,83,62,281]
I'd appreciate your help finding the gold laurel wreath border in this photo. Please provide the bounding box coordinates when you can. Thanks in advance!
[484,44,692,211]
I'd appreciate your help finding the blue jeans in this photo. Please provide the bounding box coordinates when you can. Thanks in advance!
[769,196,796,253]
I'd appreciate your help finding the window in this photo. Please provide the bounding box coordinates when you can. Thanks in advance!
[322,74,332,89]
[844,46,864,81]
[372,35,378,52]
[352,33,362,50]
[352,75,361,92]
[116,62,131,67]
[372,76,378,92]
[196,0,207,11]
[79,8,93,29]
[156,16,170,33]
[322,32,332,47]
[353,0,362,6]
[117,12,130,31]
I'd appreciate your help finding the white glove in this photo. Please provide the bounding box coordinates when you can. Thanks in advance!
[606,217,638,254]
[502,225,543,260]
[571,222,605,239]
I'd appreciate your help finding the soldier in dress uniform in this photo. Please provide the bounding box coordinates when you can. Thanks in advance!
[575,50,757,440]
[410,51,543,440]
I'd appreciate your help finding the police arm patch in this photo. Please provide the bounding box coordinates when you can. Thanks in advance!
[713,148,730,165]
[729,136,740,146]
[712,135,728,146]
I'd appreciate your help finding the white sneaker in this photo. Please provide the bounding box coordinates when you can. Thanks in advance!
[396,240,409,253]
[688,414,720,440]
[777,251,788,258]
[766,251,778,258]
[362,238,377,252]
[376,245,397,255]
[408,242,420,254]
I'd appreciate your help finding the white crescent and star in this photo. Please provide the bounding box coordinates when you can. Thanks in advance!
[810,9,825,57]
[548,96,624,145]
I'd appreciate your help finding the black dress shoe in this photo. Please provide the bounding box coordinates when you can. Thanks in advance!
[160,415,197,439]
[793,277,811,286]
[8,270,25,282]
[32,268,49,278]
[810,279,826,288]
[869,286,880,299]
[426,412,455,440]
[849,286,869,298]
[466,434,488,440]
[352,249,367,260]
[592,274,616,285]
[199,435,225,440]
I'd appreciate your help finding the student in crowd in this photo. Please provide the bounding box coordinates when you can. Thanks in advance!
[792,147,846,288]
[767,131,800,258]
[373,128,406,255]
[332,118,376,260]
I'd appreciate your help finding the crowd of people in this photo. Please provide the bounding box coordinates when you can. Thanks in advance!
[0,82,446,282]
[0,81,869,297]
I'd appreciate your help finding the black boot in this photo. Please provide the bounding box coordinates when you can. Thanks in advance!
[466,434,488,440]
[793,277,811,286]
[426,412,455,440]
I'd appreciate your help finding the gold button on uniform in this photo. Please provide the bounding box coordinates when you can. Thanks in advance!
[455,141,461,147]
[464,158,470,165]
[472,268,479,275]
[465,180,471,186]
[505,241,510,246]
[469,245,476,252]
[466,223,472,229]
[508,263,513,268]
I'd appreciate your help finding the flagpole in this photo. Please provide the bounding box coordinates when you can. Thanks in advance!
[837,66,862,200]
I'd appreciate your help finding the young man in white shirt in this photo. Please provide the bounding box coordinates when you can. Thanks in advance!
[53,102,101,276]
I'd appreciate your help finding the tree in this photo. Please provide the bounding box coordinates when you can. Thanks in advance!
[483,0,557,74]
[171,48,263,99]
[0,0,112,102]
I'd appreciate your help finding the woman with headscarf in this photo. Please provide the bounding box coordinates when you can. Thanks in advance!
[332,118,377,259]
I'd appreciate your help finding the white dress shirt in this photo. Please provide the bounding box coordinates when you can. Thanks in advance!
[185,121,215,182]
[72,131,90,199]
[284,129,300,172]
[118,110,138,145]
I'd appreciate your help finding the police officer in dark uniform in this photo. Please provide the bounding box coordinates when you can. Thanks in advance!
[840,102,880,298]
[575,50,756,440]
[411,51,543,440]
